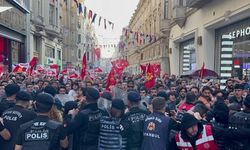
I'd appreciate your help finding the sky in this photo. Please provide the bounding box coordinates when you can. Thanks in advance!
[85,0,140,58]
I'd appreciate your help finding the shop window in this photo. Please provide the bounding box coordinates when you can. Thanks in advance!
[180,39,196,73]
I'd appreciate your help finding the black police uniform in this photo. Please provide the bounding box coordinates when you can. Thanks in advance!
[15,115,65,150]
[0,98,16,116]
[120,106,149,150]
[66,103,108,150]
[0,105,36,150]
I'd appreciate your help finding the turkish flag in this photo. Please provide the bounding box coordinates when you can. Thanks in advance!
[111,59,129,77]
[94,67,102,73]
[144,64,155,89]
[70,73,78,79]
[28,57,37,76]
[37,65,45,73]
[61,69,68,74]
[152,63,161,76]
[13,64,27,73]
[81,52,87,79]
[106,67,116,91]
[47,69,56,76]
[94,48,101,59]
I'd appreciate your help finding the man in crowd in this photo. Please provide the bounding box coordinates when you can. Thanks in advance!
[120,91,149,150]
[229,84,244,108]
[99,99,127,149]
[1,91,37,150]
[14,93,68,150]
[0,84,20,116]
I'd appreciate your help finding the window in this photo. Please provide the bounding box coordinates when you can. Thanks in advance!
[87,51,90,61]
[49,4,54,25]
[164,0,169,19]
[57,50,61,60]
[78,34,81,43]
[56,7,58,26]
[45,46,55,58]
[38,0,42,16]
[78,50,81,59]
[180,39,196,73]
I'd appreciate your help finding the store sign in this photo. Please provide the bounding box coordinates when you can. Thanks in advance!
[229,26,250,39]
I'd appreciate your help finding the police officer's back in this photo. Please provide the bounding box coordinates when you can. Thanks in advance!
[1,91,36,150]
[66,87,108,150]
[120,91,149,150]
[15,93,68,150]
[0,84,20,116]
[229,94,250,150]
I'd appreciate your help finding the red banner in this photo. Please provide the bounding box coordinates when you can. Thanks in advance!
[144,64,155,89]
[106,67,116,91]
[81,52,87,79]
[111,59,129,76]
[28,57,37,76]
[152,63,161,76]
[94,67,102,73]
[94,48,101,60]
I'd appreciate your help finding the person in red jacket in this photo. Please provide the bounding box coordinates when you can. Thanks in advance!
[178,92,196,112]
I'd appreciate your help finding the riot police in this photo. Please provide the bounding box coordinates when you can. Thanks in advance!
[229,94,250,150]
[66,87,108,150]
[15,93,68,150]
[120,91,149,150]
[1,91,37,150]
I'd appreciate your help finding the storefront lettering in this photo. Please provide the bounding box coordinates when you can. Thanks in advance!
[229,26,250,39]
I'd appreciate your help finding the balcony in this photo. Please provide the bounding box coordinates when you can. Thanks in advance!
[173,6,186,28]
[186,0,212,8]
[160,19,171,35]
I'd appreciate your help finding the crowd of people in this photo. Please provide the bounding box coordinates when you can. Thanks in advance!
[0,72,250,150]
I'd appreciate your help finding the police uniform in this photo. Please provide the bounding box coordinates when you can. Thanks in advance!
[66,87,108,150]
[1,91,36,150]
[120,91,149,150]
[141,112,171,150]
[15,115,63,150]
[15,93,67,150]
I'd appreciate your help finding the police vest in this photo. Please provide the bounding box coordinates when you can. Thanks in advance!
[99,116,127,150]
[125,108,148,149]
[175,125,219,150]
[20,119,61,150]
[79,108,105,147]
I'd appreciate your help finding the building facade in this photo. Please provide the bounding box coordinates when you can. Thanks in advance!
[0,0,29,71]
[125,0,171,75]
[168,0,250,88]
[28,0,63,70]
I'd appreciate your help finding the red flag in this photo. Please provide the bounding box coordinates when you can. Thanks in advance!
[152,63,161,76]
[111,59,129,76]
[28,57,37,76]
[81,52,87,79]
[106,67,116,91]
[144,64,155,89]
[94,67,102,73]
[13,64,27,73]
[140,64,146,75]
[61,69,68,74]
[69,73,78,79]
[94,48,101,59]
[200,62,205,79]
[37,65,44,73]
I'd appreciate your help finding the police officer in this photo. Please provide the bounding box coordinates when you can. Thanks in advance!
[229,94,250,150]
[15,93,68,150]
[120,91,149,150]
[66,87,108,150]
[1,91,37,150]
[0,119,10,140]
[141,97,173,150]
[99,99,127,150]
[0,84,20,116]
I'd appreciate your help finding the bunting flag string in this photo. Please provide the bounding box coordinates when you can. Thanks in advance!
[121,28,159,47]
[69,0,115,30]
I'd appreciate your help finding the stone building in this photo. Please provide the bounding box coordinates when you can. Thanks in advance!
[168,0,250,88]
[0,0,29,71]
[28,0,63,69]
[125,0,171,75]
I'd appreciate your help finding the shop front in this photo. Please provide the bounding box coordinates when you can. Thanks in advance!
[216,18,250,85]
